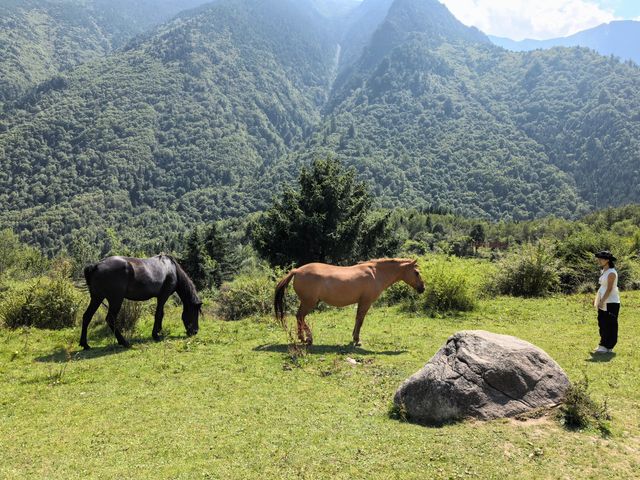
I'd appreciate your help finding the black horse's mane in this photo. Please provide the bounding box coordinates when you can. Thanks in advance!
[162,254,200,305]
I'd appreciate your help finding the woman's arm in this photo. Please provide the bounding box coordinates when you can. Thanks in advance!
[598,272,616,309]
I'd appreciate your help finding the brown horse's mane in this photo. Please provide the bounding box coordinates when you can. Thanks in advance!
[358,258,415,265]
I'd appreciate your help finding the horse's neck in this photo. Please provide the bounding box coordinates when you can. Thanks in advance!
[373,262,403,290]
[174,272,197,307]
[175,285,191,305]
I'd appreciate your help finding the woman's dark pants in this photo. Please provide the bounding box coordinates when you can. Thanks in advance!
[598,303,620,350]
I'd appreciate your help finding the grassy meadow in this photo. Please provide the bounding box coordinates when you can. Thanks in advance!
[1,291,639,479]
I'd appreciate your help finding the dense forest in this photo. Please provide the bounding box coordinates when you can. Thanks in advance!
[0,0,213,106]
[301,0,640,220]
[0,0,338,251]
[0,0,639,253]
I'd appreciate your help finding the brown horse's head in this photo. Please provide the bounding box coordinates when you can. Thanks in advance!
[401,259,425,294]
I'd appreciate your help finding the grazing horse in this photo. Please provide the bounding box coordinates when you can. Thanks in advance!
[80,254,202,350]
[274,258,425,346]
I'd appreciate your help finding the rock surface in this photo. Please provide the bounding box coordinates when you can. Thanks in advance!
[394,330,570,423]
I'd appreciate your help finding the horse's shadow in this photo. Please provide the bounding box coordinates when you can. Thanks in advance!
[34,337,160,363]
[253,343,407,356]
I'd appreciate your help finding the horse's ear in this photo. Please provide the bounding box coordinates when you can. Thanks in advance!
[410,259,418,266]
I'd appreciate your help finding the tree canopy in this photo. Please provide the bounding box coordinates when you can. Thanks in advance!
[251,158,399,266]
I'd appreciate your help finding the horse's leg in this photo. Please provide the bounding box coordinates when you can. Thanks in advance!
[296,301,315,345]
[295,315,305,343]
[352,301,372,347]
[152,295,169,341]
[105,297,129,348]
[302,318,313,346]
[79,296,103,350]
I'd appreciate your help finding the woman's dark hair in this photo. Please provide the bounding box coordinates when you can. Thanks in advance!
[595,250,616,269]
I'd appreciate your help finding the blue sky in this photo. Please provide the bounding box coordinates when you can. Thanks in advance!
[441,0,640,40]
[603,0,640,18]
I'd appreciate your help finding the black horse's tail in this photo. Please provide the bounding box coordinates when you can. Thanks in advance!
[83,263,99,289]
[274,269,297,329]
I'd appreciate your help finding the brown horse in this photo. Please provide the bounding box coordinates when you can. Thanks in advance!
[274,258,425,346]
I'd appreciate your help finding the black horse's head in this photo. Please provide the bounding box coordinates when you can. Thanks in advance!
[169,256,203,337]
[182,300,202,336]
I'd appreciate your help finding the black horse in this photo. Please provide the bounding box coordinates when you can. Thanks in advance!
[80,254,202,350]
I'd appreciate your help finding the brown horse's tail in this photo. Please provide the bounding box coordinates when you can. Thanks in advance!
[274,269,297,329]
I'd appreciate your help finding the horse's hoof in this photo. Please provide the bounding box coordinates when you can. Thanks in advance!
[153,334,163,342]
[305,339,313,346]
[120,341,131,349]
[80,344,91,351]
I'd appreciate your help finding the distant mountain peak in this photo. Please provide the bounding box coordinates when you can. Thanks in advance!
[356,0,488,71]
[384,0,488,42]
[490,20,640,65]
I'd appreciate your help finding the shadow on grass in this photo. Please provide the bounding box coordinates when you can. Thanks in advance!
[33,336,176,363]
[388,403,463,428]
[34,345,127,363]
[585,352,616,363]
[253,343,407,356]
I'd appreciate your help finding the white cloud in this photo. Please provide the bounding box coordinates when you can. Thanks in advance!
[441,0,618,40]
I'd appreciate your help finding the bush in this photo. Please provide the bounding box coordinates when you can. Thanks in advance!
[554,230,637,293]
[377,281,414,306]
[400,256,486,314]
[0,276,83,329]
[559,378,611,436]
[0,229,48,281]
[495,242,560,297]
[214,273,272,321]
[214,268,298,321]
[115,300,143,333]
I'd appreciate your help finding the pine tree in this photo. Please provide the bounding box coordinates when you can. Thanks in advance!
[203,223,238,287]
[470,223,486,255]
[182,227,214,290]
[252,157,398,266]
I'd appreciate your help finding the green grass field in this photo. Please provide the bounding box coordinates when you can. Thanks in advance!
[1,292,639,479]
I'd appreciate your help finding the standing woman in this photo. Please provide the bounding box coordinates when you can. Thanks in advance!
[593,251,621,353]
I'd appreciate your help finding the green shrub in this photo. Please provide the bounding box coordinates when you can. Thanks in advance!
[0,229,48,281]
[214,273,272,321]
[0,276,83,329]
[214,268,298,321]
[115,300,143,333]
[629,260,640,290]
[559,378,611,436]
[377,281,414,306]
[554,230,637,293]
[401,256,484,314]
[495,243,560,297]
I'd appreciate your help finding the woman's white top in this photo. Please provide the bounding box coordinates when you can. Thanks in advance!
[596,268,620,309]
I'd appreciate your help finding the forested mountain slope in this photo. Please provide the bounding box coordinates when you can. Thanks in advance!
[295,0,640,220]
[1,0,640,251]
[0,0,337,250]
[0,0,212,104]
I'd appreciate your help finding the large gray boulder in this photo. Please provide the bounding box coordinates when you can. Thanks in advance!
[394,330,570,423]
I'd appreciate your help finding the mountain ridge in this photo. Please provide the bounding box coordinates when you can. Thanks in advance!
[489,20,640,65]
[0,0,639,251]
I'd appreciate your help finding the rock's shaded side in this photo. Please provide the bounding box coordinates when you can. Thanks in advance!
[394,330,571,424]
